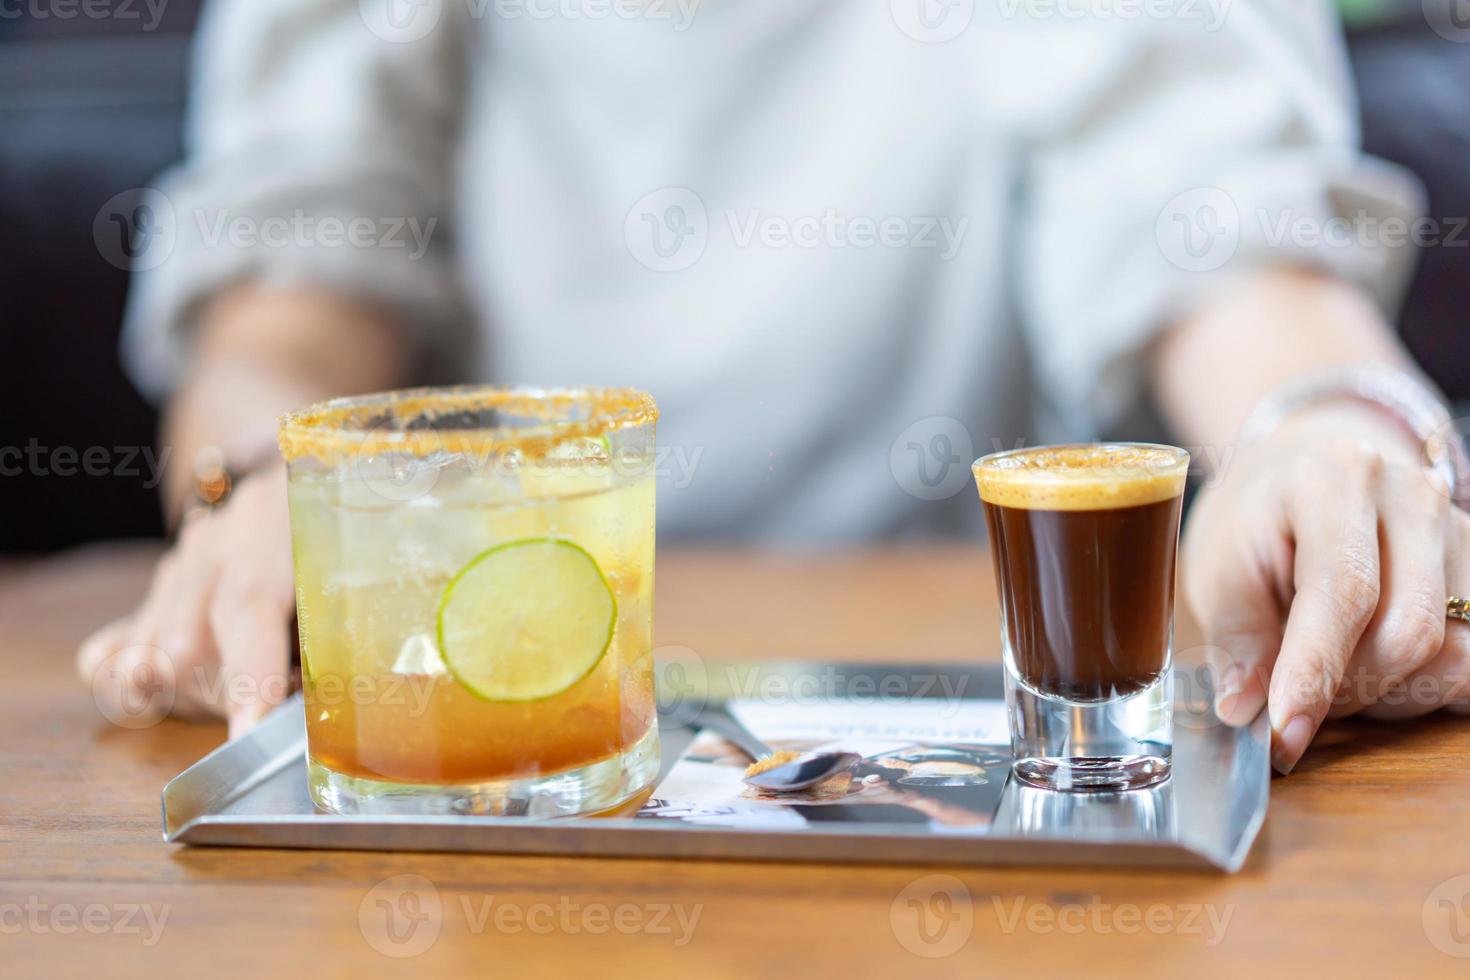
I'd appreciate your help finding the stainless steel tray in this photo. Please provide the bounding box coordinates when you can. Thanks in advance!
[163,662,1268,872]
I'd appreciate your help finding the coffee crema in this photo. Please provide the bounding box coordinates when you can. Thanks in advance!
[975,444,1187,511]
[975,445,1188,702]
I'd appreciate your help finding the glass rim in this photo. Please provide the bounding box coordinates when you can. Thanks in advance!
[971,441,1190,473]
[972,443,1190,510]
[278,385,658,464]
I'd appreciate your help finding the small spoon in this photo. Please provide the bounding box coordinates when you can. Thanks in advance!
[696,703,861,793]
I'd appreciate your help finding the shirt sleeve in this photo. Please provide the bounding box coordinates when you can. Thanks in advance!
[1014,0,1425,434]
[120,0,474,400]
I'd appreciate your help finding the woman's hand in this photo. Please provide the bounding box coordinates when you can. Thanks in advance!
[77,286,408,738]
[77,464,296,738]
[1183,401,1470,774]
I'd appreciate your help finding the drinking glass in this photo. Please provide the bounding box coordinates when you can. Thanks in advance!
[974,443,1189,792]
[279,386,659,815]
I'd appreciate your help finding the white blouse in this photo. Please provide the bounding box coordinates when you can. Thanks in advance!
[123,0,1419,541]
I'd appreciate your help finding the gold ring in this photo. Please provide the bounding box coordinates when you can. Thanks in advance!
[1450,597,1470,624]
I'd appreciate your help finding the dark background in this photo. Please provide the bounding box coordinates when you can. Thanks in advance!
[1,4,1467,553]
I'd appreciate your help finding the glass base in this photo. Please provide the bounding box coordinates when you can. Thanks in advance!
[307,724,660,817]
[1005,667,1172,793]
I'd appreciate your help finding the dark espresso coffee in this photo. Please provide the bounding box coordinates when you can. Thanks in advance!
[977,446,1186,702]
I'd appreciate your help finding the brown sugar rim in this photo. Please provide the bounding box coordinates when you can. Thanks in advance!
[278,386,658,465]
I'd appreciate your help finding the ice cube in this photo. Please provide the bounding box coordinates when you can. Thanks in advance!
[390,632,447,676]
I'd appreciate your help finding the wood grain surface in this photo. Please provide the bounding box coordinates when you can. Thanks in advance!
[3,543,1469,978]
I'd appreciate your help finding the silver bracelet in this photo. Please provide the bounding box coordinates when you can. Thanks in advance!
[1240,365,1469,508]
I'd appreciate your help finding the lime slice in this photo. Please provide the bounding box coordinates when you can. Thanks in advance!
[436,538,616,702]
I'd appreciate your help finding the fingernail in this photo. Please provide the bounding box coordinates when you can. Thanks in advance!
[1215,693,1240,727]
[1213,664,1243,718]
[1272,714,1314,776]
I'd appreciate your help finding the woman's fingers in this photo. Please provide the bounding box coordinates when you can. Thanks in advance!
[1269,445,1382,774]
[101,517,223,720]
[1205,627,1277,726]
[1182,483,1288,727]
[1328,469,1448,718]
[142,520,227,717]
[208,472,297,738]
[1359,623,1470,720]
[1188,415,1470,765]
[77,618,130,688]
[1190,554,1284,726]
[77,619,174,728]
[212,588,294,739]
[75,466,296,735]
[1361,511,1470,721]
[79,546,192,728]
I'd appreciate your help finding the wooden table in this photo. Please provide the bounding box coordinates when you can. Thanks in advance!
[5,543,1470,977]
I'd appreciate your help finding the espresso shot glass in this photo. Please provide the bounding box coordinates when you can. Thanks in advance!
[974,444,1189,792]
